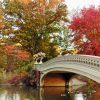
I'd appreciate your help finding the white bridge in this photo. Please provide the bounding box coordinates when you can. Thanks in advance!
[36,54,100,86]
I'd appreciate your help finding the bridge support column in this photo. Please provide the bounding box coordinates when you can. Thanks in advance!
[39,73,44,87]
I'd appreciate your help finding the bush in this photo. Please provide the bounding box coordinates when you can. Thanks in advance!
[8,75,25,85]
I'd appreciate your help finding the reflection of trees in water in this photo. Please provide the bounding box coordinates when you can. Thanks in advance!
[41,86,94,100]
[69,85,97,100]
[0,86,40,100]
[0,84,100,100]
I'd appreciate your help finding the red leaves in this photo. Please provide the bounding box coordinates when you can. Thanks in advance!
[78,40,100,56]
[69,6,100,56]
[16,50,30,60]
[69,6,100,39]
[4,45,30,60]
[4,45,16,55]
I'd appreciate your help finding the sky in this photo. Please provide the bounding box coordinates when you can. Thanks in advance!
[65,0,100,11]
[0,0,100,12]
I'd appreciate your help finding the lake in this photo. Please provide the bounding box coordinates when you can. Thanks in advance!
[0,85,100,100]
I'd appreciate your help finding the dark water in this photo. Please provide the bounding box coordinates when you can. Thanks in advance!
[0,85,100,100]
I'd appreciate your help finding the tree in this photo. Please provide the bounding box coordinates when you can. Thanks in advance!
[69,6,100,56]
[0,45,7,69]
[0,1,4,30]
[3,44,30,72]
[1,0,68,59]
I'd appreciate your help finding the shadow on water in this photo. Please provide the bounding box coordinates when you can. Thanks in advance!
[0,84,100,100]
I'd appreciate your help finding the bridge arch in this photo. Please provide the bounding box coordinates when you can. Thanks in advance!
[36,54,100,86]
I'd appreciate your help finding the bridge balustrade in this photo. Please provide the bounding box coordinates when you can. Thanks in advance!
[37,54,100,71]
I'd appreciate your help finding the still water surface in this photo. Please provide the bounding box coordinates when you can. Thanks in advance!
[0,85,100,100]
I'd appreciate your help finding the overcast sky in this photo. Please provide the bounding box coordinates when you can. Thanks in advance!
[0,0,100,11]
[65,0,100,11]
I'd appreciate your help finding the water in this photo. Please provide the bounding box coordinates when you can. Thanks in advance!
[0,85,100,100]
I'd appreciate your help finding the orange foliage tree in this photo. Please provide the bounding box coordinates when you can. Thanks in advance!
[4,45,30,72]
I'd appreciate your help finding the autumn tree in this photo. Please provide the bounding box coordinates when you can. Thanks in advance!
[0,3,7,69]
[2,44,30,72]
[1,0,68,60]
[0,1,4,30]
[69,6,100,56]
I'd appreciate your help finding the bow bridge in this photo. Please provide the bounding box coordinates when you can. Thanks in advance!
[36,54,100,86]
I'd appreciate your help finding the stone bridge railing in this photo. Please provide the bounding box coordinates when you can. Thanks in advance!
[37,54,100,71]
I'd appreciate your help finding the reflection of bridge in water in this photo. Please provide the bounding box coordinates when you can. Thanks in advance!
[36,54,100,86]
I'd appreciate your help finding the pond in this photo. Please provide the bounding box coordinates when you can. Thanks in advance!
[0,85,100,100]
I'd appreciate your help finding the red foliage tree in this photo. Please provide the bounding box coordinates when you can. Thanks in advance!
[69,6,100,56]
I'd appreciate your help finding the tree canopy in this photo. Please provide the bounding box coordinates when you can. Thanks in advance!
[69,6,100,56]
[1,0,68,59]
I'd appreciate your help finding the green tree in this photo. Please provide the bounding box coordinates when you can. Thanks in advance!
[1,0,68,59]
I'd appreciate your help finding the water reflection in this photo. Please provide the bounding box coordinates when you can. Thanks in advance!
[74,93,85,100]
[0,86,40,100]
[0,85,99,100]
